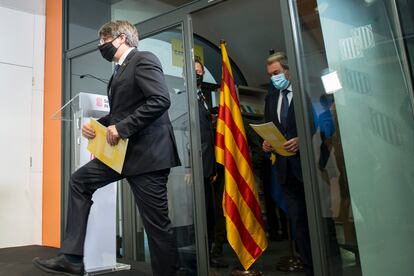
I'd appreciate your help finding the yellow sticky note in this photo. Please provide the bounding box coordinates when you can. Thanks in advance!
[87,119,129,173]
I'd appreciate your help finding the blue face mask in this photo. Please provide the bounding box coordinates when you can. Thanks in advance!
[271,73,290,90]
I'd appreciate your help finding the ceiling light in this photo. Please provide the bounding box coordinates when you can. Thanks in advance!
[321,70,342,94]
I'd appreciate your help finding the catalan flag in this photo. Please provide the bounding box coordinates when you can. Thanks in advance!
[215,42,267,270]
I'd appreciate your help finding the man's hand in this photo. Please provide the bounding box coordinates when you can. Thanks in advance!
[283,137,299,153]
[107,125,120,146]
[262,140,275,152]
[82,123,96,140]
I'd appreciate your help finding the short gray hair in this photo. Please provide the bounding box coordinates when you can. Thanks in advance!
[267,52,289,69]
[98,20,139,47]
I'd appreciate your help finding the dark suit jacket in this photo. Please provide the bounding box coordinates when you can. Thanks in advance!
[98,49,181,175]
[198,95,216,178]
[264,85,303,185]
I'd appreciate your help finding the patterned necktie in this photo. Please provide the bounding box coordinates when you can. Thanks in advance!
[280,89,289,130]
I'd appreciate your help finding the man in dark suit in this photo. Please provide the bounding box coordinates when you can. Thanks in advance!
[33,20,181,276]
[194,60,216,209]
[194,60,228,268]
[262,52,314,276]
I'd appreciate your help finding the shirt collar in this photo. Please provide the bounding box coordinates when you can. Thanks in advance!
[117,47,134,66]
[286,84,292,92]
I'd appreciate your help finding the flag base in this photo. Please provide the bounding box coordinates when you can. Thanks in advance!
[276,256,304,272]
[230,267,262,275]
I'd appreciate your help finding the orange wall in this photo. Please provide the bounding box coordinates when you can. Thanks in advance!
[42,0,62,247]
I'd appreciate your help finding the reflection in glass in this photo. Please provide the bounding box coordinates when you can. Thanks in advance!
[296,0,414,275]
[71,51,111,99]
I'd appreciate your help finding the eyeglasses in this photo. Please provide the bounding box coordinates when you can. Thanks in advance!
[98,33,124,46]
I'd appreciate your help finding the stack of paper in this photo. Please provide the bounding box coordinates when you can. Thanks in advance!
[249,122,295,157]
[87,119,129,173]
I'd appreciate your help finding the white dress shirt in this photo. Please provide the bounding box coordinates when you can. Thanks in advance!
[117,47,135,66]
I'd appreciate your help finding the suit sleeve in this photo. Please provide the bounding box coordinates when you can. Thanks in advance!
[97,115,110,127]
[115,52,171,138]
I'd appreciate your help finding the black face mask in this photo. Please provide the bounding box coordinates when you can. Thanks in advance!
[98,41,118,62]
[196,73,203,86]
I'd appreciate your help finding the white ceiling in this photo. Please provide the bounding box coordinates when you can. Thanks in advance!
[0,0,45,15]
[192,0,286,88]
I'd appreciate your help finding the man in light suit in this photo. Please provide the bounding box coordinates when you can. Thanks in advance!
[262,52,314,276]
[33,20,181,276]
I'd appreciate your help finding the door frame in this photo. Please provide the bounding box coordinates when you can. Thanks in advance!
[62,1,230,275]
[63,1,336,275]
[119,15,211,275]
[279,1,330,275]
[280,1,414,276]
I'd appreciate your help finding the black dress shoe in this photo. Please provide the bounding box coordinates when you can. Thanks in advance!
[210,257,229,268]
[32,254,84,275]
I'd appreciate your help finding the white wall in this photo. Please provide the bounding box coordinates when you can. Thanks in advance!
[0,1,45,248]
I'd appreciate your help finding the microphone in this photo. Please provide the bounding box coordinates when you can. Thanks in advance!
[76,73,109,84]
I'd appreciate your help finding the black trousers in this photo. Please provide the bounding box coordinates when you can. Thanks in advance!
[204,177,215,251]
[60,159,178,276]
[210,167,227,258]
[262,158,288,238]
[283,167,314,276]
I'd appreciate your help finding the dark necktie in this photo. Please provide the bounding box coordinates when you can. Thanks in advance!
[109,64,121,97]
[280,89,289,130]
[197,90,208,111]
[113,64,121,76]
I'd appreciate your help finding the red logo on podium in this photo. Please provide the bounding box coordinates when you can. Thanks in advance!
[96,97,103,107]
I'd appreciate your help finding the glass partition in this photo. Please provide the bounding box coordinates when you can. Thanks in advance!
[111,0,196,25]
[68,0,111,49]
[131,25,198,274]
[70,50,111,99]
[292,0,414,275]
[67,0,197,49]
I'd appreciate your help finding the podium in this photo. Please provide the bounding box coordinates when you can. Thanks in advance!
[52,92,130,274]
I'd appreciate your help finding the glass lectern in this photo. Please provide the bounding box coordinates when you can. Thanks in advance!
[52,92,130,275]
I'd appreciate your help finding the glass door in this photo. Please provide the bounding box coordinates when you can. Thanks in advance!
[118,17,209,276]
[282,0,414,276]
